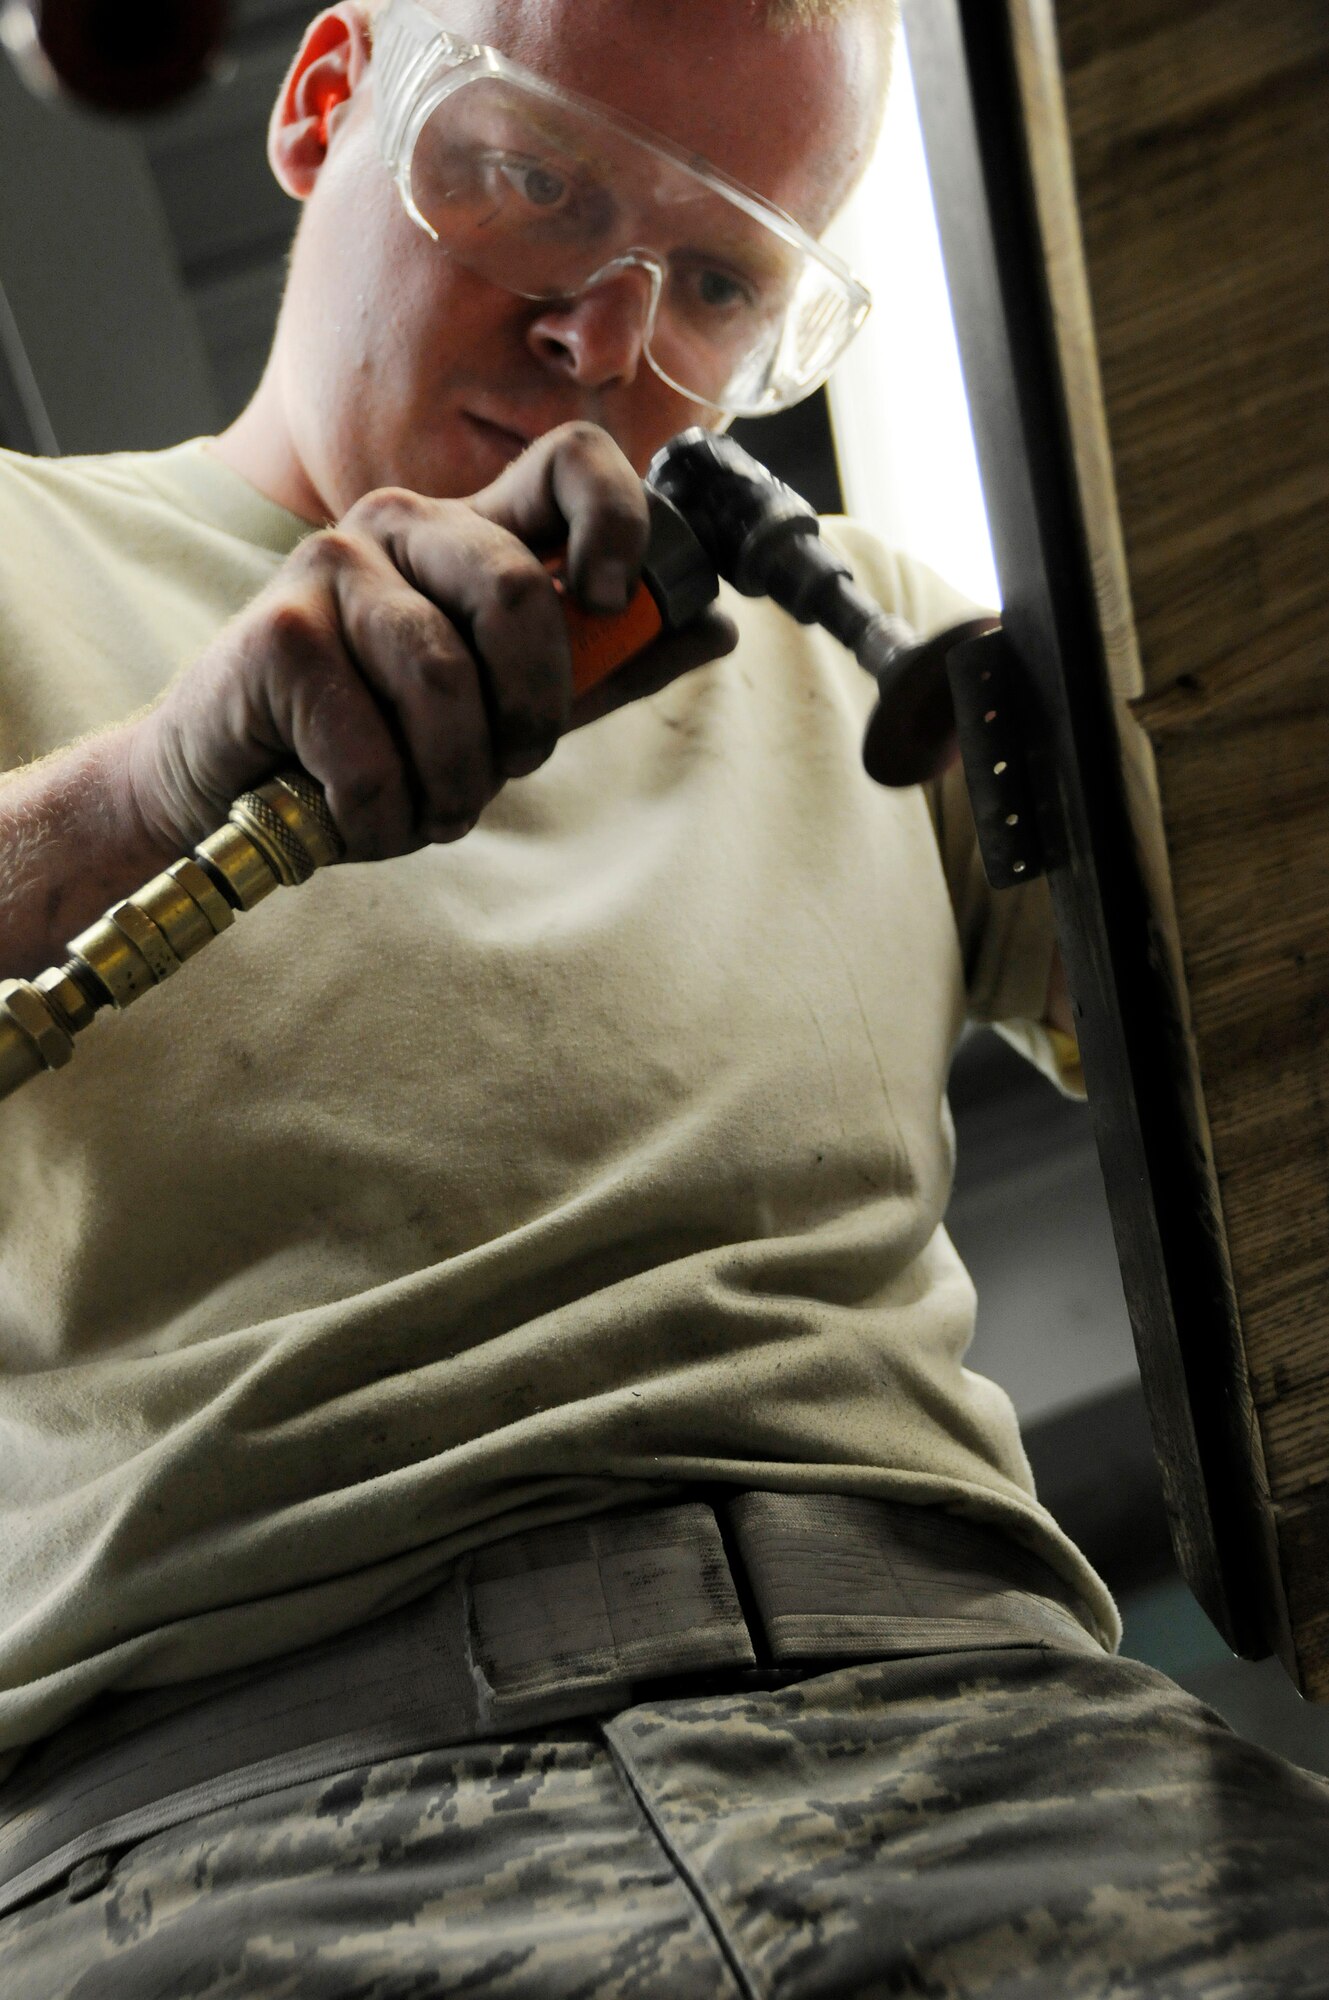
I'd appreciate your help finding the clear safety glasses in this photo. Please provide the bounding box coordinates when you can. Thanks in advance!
[372,0,872,417]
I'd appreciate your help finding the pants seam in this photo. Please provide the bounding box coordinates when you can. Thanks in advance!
[601,1726,757,2000]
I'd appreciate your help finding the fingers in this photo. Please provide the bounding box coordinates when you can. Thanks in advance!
[468,422,651,615]
[342,491,573,778]
[467,420,733,725]
[324,543,494,849]
[131,574,416,861]
[242,579,419,861]
[141,423,725,870]
[310,467,727,848]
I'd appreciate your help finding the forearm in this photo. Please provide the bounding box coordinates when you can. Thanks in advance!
[0,727,180,981]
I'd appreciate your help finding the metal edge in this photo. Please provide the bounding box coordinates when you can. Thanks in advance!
[900,0,1280,1660]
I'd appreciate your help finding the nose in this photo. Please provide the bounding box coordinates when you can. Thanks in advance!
[526,262,657,391]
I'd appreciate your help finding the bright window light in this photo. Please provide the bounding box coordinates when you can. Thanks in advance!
[824,28,1000,610]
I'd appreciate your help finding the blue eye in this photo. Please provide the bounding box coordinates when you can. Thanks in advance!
[696,269,748,310]
[500,159,569,209]
[671,263,759,321]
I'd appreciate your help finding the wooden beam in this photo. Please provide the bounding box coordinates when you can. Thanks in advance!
[904,0,1329,1693]
[1029,0,1329,1699]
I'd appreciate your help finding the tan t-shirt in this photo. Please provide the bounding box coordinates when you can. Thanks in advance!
[0,441,1117,1757]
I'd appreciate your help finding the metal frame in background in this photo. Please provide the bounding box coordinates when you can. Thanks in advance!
[0,273,57,455]
[900,0,1280,1665]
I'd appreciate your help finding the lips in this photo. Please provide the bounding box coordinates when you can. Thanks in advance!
[462,411,532,464]
[465,398,612,454]
[458,403,627,489]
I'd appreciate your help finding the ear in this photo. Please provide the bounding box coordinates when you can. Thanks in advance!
[268,5,375,199]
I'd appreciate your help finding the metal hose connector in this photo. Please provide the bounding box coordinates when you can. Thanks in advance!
[0,771,343,1102]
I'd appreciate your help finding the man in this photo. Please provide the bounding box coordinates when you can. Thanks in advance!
[0,1,1326,1993]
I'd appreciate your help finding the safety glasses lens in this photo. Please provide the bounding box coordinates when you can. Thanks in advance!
[404,76,859,414]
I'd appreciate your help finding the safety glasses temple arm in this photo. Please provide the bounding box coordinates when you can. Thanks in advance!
[373,0,481,162]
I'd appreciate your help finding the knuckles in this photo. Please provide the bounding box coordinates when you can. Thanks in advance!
[406,648,472,709]
[291,524,375,578]
[548,421,647,519]
[256,590,337,663]
[340,485,480,551]
[552,419,615,463]
[341,485,431,535]
[331,760,402,834]
[421,813,480,846]
[488,558,556,620]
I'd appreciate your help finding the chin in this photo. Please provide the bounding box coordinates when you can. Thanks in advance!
[344,426,495,507]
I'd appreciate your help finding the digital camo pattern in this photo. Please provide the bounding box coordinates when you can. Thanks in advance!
[0,1730,742,2000]
[609,1648,1329,1998]
[2,1647,1329,1998]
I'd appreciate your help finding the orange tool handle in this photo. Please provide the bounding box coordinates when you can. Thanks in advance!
[544,558,665,697]
[541,487,719,697]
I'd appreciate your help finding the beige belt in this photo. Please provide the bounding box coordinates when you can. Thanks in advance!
[0,1490,1101,1918]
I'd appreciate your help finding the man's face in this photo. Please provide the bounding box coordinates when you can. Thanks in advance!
[278,0,885,517]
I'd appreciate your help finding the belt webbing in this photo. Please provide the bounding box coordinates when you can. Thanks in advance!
[728,1491,1100,1661]
[0,1492,1100,1918]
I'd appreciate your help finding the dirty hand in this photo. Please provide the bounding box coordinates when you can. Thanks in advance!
[127,422,737,862]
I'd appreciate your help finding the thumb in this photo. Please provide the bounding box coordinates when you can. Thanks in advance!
[467,424,649,609]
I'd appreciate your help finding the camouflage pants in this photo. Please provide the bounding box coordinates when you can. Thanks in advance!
[2,1644,1328,1999]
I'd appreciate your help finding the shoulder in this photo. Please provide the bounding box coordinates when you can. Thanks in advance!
[0,443,163,513]
[0,443,294,760]
[0,445,181,576]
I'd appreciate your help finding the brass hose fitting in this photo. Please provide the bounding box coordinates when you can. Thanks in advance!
[0,771,342,1102]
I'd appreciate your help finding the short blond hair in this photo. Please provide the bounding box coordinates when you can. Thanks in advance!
[361,0,895,31]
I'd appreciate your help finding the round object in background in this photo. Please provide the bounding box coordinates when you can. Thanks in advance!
[0,0,230,115]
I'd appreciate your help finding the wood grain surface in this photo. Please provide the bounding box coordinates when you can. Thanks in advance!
[1011,0,1329,1691]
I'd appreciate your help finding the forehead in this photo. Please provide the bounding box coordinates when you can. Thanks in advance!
[404,0,885,230]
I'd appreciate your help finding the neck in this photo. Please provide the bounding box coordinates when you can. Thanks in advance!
[205,359,330,525]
